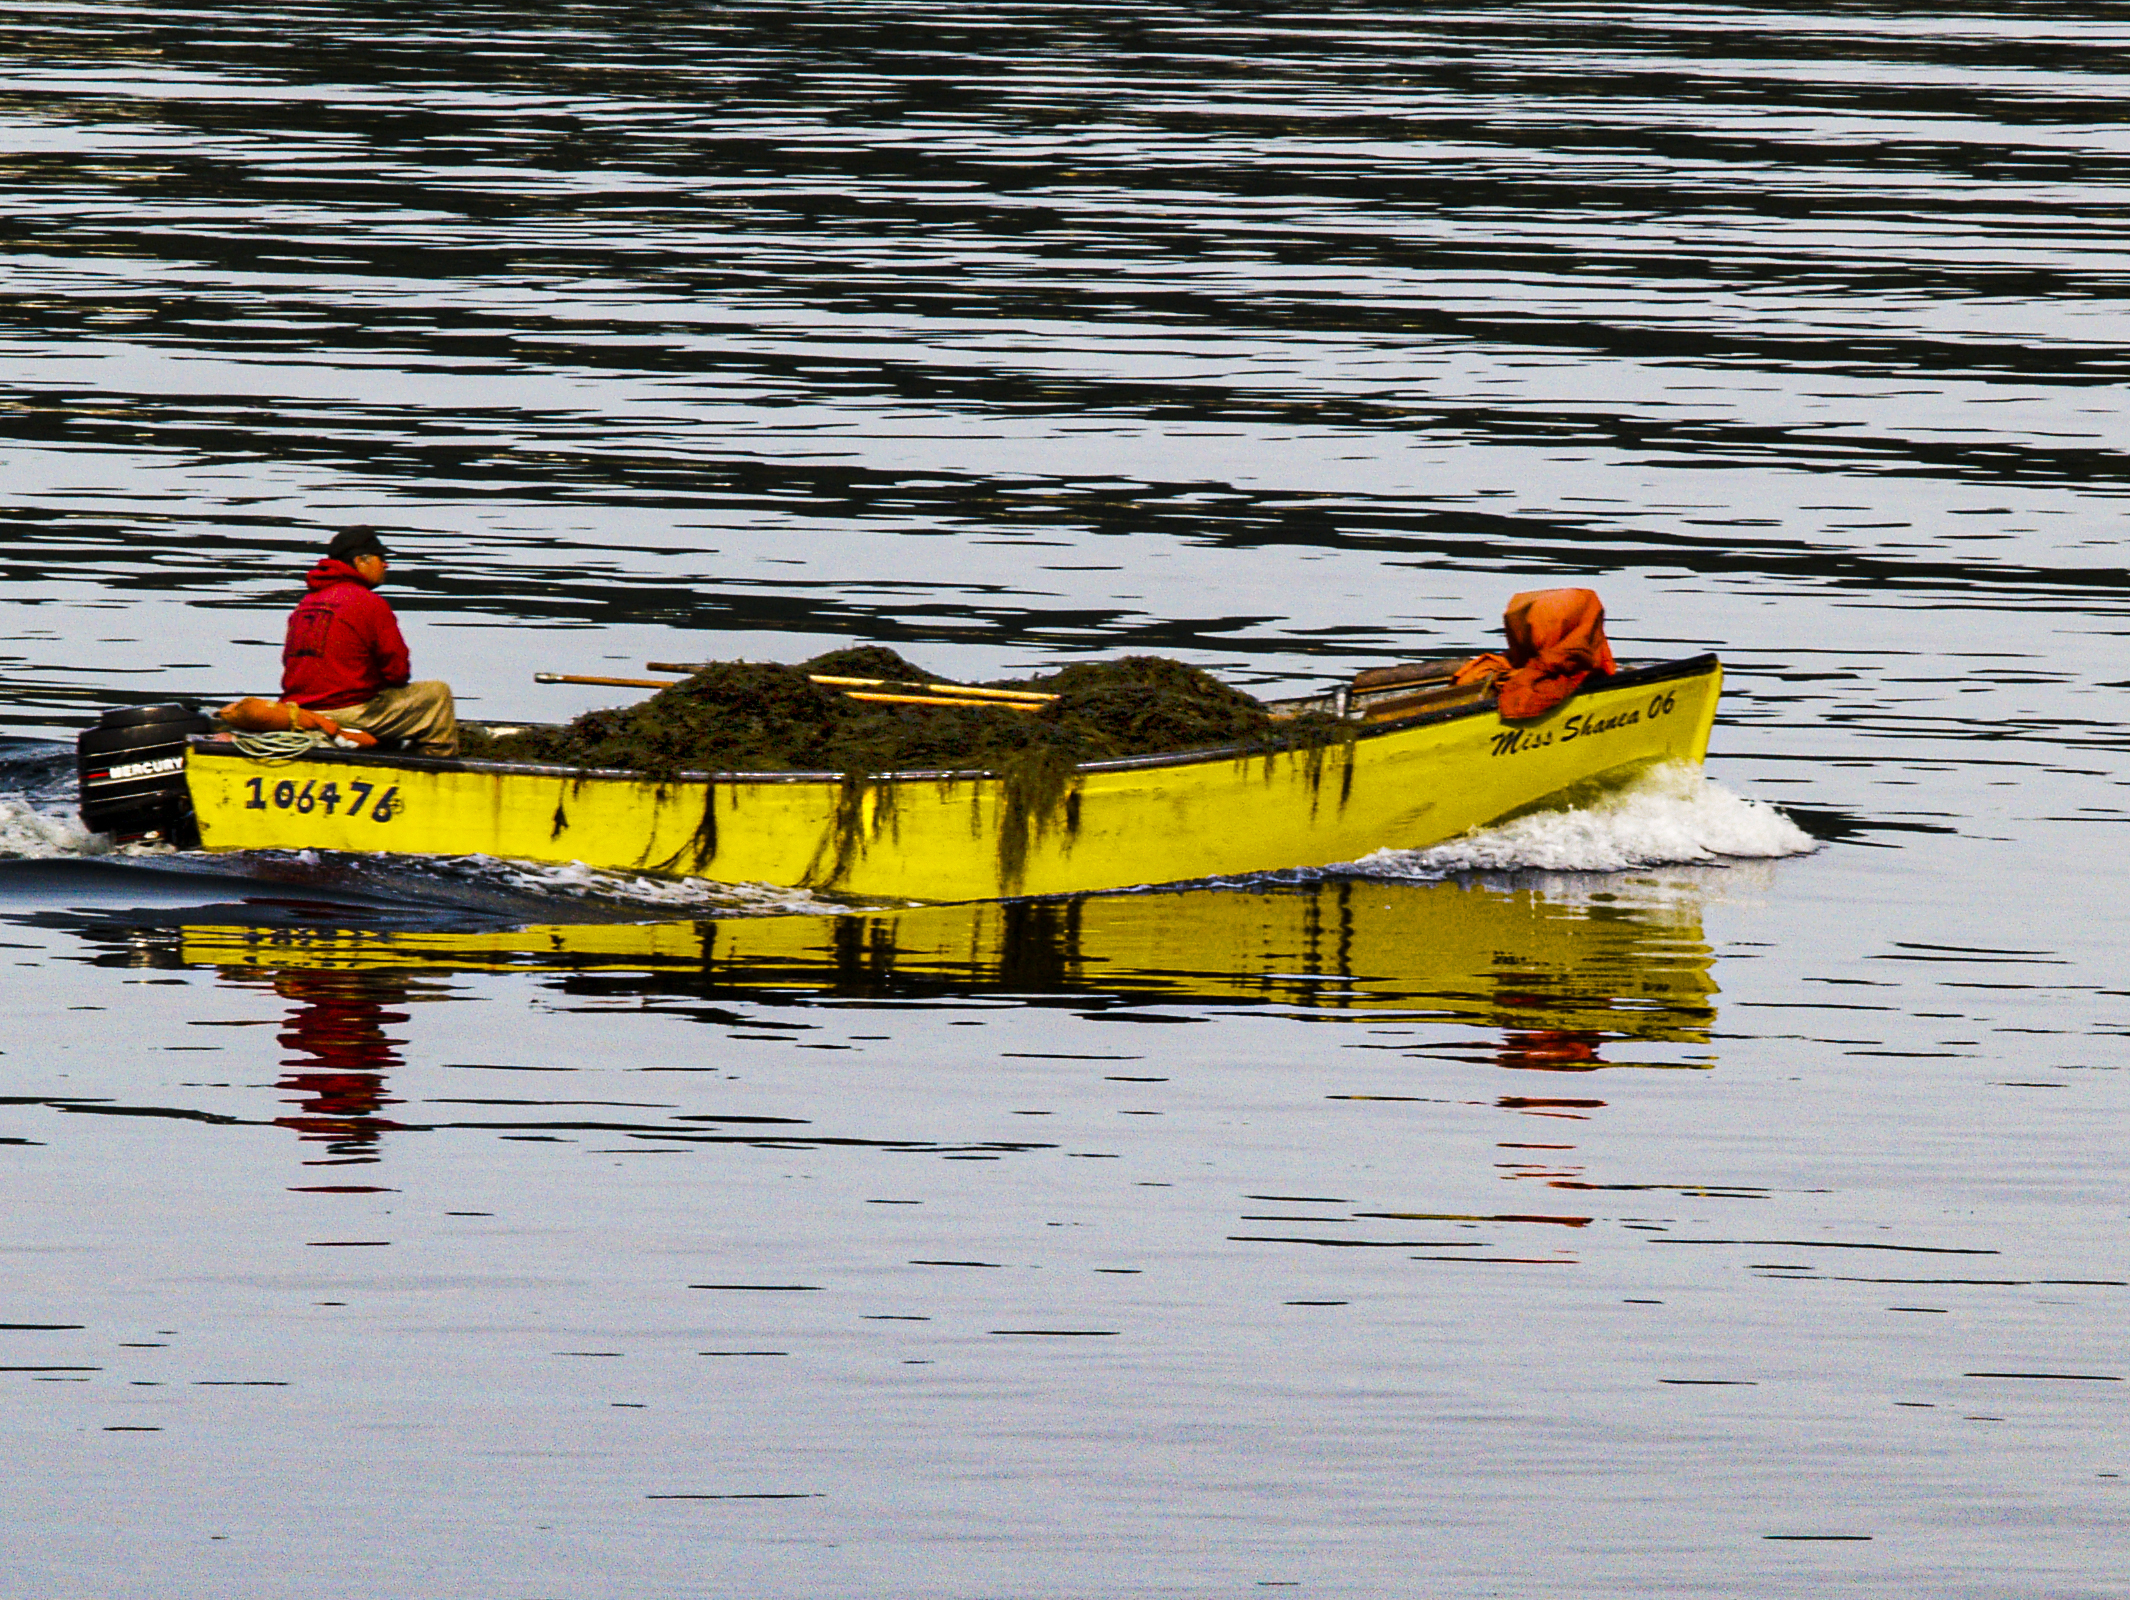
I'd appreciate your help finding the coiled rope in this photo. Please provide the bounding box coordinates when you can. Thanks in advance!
[228,729,333,763]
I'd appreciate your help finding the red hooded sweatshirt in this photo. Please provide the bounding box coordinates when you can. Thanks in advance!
[281,558,412,710]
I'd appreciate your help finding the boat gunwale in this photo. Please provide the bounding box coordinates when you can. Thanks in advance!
[186,654,1719,788]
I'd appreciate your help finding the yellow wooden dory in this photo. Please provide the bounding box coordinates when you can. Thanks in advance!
[184,655,1720,901]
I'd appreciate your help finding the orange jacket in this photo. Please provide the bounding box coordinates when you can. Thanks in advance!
[1452,589,1618,719]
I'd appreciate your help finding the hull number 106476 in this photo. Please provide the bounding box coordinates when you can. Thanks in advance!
[243,775,403,822]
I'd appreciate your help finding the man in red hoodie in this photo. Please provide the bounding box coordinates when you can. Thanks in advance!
[281,529,459,757]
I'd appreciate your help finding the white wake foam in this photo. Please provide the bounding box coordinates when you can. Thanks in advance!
[1350,763,1817,877]
[464,854,871,917]
[0,793,118,860]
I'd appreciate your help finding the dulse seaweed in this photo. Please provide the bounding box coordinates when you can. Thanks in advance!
[468,648,1345,779]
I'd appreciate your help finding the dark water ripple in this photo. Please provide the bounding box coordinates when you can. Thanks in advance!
[7,9,2130,663]
[4,7,2130,1597]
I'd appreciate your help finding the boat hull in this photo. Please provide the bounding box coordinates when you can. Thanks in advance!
[185,656,1721,900]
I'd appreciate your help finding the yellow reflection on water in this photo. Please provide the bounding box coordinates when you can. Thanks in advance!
[179,874,1719,1052]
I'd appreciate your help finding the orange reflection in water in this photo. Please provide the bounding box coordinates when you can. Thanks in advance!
[1494,1027,1606,1072]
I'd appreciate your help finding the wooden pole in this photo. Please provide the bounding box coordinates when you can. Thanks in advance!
[534,673,679,689]
[645,663,1057,704]
[536,671,1052,712]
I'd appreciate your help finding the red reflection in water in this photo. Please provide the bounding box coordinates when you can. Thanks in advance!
[271,970,408,1161]
[1495,1028,1606,1071]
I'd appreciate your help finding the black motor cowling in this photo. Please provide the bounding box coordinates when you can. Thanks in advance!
[77,703,213,843]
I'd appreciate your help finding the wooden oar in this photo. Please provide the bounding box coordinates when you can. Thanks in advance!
[806,674,1055,704]
[536,670,1048,713]
[1351,657,1469,693]
[843,691,1039,713]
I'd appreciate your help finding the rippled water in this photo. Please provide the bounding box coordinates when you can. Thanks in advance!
[3,6,2127,1596]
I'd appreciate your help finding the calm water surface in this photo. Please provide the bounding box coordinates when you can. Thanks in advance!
[1,5,2126,1596]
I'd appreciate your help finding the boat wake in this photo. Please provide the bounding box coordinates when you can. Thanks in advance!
[0,792,112,860]
[352,852,866,918]
[1348,763,1817,878]
[0,742,125,860]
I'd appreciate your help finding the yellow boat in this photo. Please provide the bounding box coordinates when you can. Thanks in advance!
[180,655,1720,901]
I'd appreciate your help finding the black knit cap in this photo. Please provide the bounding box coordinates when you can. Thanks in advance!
[325,527,389,563]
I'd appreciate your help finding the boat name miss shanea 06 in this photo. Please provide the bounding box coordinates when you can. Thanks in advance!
[1489,689,1681,759]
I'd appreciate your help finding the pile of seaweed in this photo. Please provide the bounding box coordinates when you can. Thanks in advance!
[467,647,1345,779]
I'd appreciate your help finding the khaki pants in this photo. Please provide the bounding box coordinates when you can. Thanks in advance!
[325,681,460,758]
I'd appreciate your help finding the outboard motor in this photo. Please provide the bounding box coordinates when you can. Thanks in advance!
[77,702,213,844]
